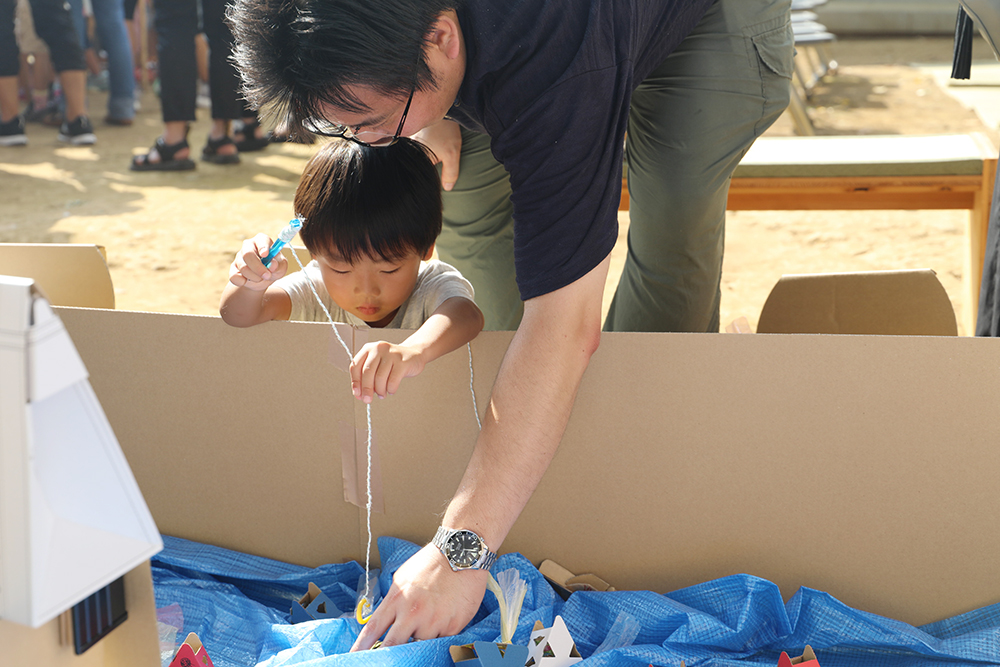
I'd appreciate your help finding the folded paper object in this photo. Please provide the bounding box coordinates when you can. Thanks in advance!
[777,645,820,667]
[168,632,215,667]
[0,277,162,627]
[450,641,530,667]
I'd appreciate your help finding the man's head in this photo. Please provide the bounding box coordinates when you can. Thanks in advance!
[293,138,442,325]
[228,0,465,138]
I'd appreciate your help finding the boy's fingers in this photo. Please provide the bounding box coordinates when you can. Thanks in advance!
[238,253,270,281]
[350,352,368,399]
[373,361,395,398]
[252,233,273,255]
[386,367,405,396]
[360,357,378,404]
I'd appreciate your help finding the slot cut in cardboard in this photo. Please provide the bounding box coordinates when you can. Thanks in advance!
[450,641,530,667]
[289,583,341,623]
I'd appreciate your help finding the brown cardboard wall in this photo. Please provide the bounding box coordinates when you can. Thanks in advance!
[0,562,160,667]
[56,307,1000,627]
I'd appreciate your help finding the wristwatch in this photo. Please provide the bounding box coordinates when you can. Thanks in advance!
[432,526,497,572]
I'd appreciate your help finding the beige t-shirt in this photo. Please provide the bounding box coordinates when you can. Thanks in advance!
[274,259,476,328]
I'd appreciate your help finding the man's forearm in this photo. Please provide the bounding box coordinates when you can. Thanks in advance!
[441,256,611,549]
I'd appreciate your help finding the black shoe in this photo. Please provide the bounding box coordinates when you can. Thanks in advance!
[0,115,27,146]
[58,115,97,146]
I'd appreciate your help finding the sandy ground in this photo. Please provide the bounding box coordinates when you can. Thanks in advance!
[2,37,997,334]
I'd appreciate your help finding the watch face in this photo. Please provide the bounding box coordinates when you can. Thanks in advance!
[445,530,483,568]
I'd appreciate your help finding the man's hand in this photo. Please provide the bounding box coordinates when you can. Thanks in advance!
[349,256,611,650]
[412,119,463,191]
[350,543,488,650]
[228,233,287,291]
[350,342,427,403]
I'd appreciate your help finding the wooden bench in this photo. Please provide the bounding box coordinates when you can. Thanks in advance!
[619,133,998,334]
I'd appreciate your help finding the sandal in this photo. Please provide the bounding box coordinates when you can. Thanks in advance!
[233,117,271,152]
[202,135,241,164]
[130,135,196,171]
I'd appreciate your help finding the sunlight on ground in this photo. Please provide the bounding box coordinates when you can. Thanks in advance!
[0,162,86,192]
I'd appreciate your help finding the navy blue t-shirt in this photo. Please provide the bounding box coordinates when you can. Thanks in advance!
[447,0,714,300]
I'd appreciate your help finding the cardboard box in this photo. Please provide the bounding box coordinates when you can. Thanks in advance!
[48,304,1000,629]
[755,269,958,336]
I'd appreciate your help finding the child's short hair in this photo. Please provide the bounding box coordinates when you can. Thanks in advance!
[294,138,442,263]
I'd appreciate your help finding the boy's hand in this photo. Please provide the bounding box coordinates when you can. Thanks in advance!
[228,234,288,291]
[350,342,427,402]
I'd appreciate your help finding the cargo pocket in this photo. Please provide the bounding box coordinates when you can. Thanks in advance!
[749,21,794,135]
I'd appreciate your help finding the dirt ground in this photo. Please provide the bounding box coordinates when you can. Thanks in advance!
[2,37,997,334]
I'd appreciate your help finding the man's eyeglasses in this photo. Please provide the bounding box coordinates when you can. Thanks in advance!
[307,80,415,147]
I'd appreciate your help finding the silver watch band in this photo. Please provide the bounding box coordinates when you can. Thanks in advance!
[433,526,498,571]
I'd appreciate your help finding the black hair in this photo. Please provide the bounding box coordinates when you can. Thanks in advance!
[228,0,461,134]
[294,138,443,263]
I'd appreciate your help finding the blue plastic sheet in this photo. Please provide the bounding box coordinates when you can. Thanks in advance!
[151,535,1000,667]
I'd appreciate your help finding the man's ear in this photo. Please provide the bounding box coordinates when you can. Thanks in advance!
[422,243,435,261]
[428,10,462,61]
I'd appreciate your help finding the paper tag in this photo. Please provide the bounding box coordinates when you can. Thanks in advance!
[339,421,384,513]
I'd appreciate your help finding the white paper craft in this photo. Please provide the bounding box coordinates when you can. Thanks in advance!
[0,278,162,627]
[525,615,583,667]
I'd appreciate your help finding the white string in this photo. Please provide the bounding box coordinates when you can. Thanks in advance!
[287,248,373,602]
[285,245,480,609]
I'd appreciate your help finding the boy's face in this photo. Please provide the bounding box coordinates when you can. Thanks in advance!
[314,245,434,328]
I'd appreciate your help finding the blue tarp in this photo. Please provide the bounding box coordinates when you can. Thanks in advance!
[151,535,1000,667]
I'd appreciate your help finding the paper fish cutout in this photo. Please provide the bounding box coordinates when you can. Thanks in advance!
[450,641,530,667]
[777,645,820,667]
[290,582,341,623]
[525,616,582,667]
[168,632,214,667]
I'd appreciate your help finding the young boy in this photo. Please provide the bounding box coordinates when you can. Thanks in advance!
[220,138,484,404]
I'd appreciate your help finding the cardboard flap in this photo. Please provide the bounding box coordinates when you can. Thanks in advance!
[757,269,958,335]
[0,244,114,309]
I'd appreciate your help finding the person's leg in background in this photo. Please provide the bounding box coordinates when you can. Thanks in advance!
[199,0,242,163]
[130,0,197,169]
[0,0,28,145]
[24,0,94,144]
[15,0,58,123]
[604,0,793,332]
[232,100,271,152]
[976,163,1000,335]
[437,126,524,330]
[89,0,136,124]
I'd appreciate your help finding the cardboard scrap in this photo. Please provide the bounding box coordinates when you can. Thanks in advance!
[168,632,214,667]
[538,559,615,599]
[777,645,820,667]
[525,616,582,667]
[450,641,530,667]
[289,582,340,623]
